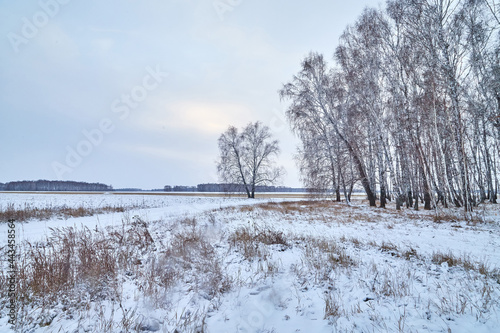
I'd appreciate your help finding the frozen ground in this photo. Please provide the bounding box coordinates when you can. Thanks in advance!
[0,193,285,245]
[1,194,499,332]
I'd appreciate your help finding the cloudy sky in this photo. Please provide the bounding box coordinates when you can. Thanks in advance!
[0,0,378,189]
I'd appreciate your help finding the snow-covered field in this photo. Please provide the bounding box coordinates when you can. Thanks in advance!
[0,193,282,245]
[1,193,499,332]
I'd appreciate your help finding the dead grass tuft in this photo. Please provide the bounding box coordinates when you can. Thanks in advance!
[324,291,343,320]
[162,228,231,299]
[297,237,357,285]
[402,247,419,260]
[379,241,399,254]
[431,251,499,279]
[229,225,289,261]
[433,212,459,223]
[432,251,466,267]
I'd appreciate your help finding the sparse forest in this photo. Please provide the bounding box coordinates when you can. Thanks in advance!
[280,0,500,212]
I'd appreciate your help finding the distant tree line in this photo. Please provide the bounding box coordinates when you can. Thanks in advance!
[113,188,165,192]
[2,180,112,192]
[164,184,307,193]
[164,185,197,192]
[280,0,500,211]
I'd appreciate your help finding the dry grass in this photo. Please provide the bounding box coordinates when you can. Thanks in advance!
[229,225,288,261]
[402,247,419,260]
[246,198,500,227]
[1,217,153,329]
[362,240,496,281]
[432,251,466,267]
[433,208,493,225]
[433,212,460,223]
[295,237,357,285]
[13,217,155,302]
[0,202,137,222]
[431,250,499,277]
[162,225,231,299]
[324,291,343,320]
[379,241,399,254]
[0,213,233,332]
[2,197,499,332]
[238,200,341,215]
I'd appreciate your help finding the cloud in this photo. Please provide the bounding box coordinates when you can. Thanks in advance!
[36,23,81,63]
[87,27,128,34]
[126,144,198,162]
[192,19,279,61]
[0,0,376,188]
[135,99,253,135]
[91,38,115,54]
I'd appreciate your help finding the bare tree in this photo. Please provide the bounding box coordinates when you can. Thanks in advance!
[281,0,500,212]
[217,122,284,198]
[280,52,379,206]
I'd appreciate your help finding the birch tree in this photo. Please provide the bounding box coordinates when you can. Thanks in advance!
[217,122,284,198]
[280,0,500,212]
[280,53,378,206]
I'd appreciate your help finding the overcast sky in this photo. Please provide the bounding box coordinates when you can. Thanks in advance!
[0,0,379,189]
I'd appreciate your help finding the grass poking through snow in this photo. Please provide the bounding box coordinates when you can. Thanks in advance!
[1,197,499,332]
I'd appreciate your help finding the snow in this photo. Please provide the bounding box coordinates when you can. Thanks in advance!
[1,193,499,332]
[0,193,286,245]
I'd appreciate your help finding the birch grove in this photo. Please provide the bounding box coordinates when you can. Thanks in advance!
[280,0,500,211]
